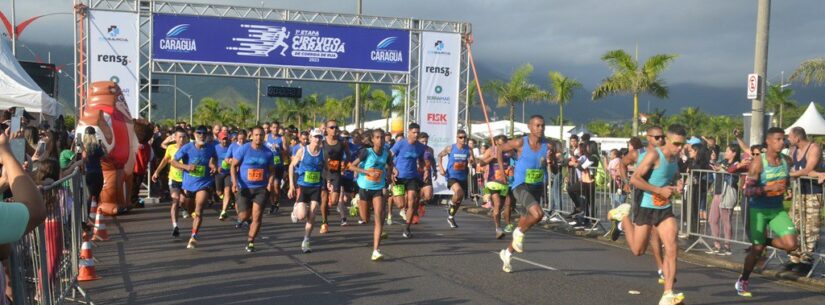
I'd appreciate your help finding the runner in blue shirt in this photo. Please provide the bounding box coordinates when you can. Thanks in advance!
[265,123,288,215]
[390,123,427,239]
[340,130,362,224]
[288,128,326,253]
[214,132,232,221]
[349,128,394,261]
[231,127,275,252]
[437,129,475,229]
[172,125,218,249]
[220,129,247,221]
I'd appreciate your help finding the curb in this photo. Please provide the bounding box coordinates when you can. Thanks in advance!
[462,206,825,291]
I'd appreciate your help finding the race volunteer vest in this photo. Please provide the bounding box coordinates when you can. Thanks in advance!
[297,146,324,187]
[640,148,678,209]
[356,147,390,190]
[512,136,548,189]
[446,144,470,181]
[487,150,513,183]
[749,154,788,209]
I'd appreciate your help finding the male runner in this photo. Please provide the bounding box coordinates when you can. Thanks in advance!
[172,126,218,249]
[607,124,687,305]
[390,123,427,238]
[497,115,555,272]
[266,122,287,215]
[320,120,349,231]
[479,135,514,239]
[735,127,799,297]
[152,127,189,238]
[350,128,394,261]
[438,130,474,228]
[220,129,247,221]
[416,133,437,225]
[289,128,326,253]
[231,127,275,252]
[341,130,362,224]
[214,132,232,220]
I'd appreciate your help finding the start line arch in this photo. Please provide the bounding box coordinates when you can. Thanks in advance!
[75,0,473,136]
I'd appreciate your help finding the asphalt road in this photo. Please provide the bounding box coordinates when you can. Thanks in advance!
[82,201,825,305]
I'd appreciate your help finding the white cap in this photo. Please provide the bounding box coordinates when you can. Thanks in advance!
[310,128,323,137]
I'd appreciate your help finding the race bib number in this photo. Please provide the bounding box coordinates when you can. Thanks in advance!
[328,160,341,171]
[392,184,406,196]
[453,162,468,171]
[171,168,183,181]
[653,194,670,207]
[366,169,384,182]
[273,155,281,165]
[190,165,206,178]
[525,169,544,184]
[494,169,507,181]
[221,160,230,170]
[247,168,264,182]
[765,180,787,197]
[304,171,321,184]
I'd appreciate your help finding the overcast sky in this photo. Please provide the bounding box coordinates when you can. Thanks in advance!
[5,0,824,90]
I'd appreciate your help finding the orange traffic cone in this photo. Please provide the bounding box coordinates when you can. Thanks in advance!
[77,257,101,281]
[80,233,94,260]
[92,209,109,241]
[88,200,98,224]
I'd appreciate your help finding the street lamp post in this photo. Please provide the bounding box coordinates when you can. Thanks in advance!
[154,83,194,124]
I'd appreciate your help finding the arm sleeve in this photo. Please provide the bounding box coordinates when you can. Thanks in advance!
[0,203,30,244]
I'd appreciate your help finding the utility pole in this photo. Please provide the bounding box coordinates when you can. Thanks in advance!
[354,0,362,129]
[11,0,16,56]
[750,0,770,145]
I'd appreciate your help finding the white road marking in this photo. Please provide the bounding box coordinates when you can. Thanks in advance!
[491,251,559,271]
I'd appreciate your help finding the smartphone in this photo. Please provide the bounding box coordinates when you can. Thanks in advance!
[10,117,20,133]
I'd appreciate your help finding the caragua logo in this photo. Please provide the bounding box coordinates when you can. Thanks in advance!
[427,39,451,55]
[100,24,128,42]
[370,36,404,64]
[159,24,198,53]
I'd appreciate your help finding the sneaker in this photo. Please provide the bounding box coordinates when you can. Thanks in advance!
[219,211,228,221]
[705,247,721,255]
[246,242,255,252]
[447,217,458,229]
[548,215,566,223]
[371,250,384,261]
[718,248,732,256]
[301,240,312,253]
[290,212,298,223]
[512,229,524,253]
[269,205,279,215]
[386,215,393,225]
[381,231,388,240]
[503,224,514,233]
[658,270,665,284]
[499,249,512,273]
[609,220,622,241]
[735,278,752,297]
[496,228,505,240]
[607,203,631,222]
[187,236,198,249]
[172,226,180,238]
[181,211,189,219]
[320,223,329,234]
[341,218,348,227]
[402,228,412,239]
[358,220,367,225]
[658,291,685,305]
[677,232,690,239]
[399,209,408,222]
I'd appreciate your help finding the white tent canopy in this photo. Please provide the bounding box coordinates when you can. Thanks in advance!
[785,102,825,135]
[0,38,61,116]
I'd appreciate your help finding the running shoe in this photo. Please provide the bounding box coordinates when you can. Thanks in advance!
[246,242,255,253]
[386,214,393,225]
[496,228,505,240]
[381,231,388,240]
[447,217,458,229]
[607,203,631,222]
[320,223,329,234]
[658,291,685,305]
[402,228,412,239]
[512,229,524,253]
[735,278,752,297]
[181,211,189,219]
[187,236,198,249]
[371,250,384,261]
[503,224,514,233]
[399,209,408,222]
[658,270,665,284]
[172,226,180,238]
[219,210,228,221]
[358,220,367,225]
[290,211,298,223]
[609,220,622,241]
[705,247,721,255]
[341,218,348,227]
[499,249,512,273]
[301,240,312,253]
[718,247,732,256]
[269,205,279,215]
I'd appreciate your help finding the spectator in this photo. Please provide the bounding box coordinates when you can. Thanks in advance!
[707,144,748,255]
[787,126,823,274]
[81,127,105,224]
[686,142,711,235]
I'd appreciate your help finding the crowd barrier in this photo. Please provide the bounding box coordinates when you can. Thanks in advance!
[7,169,93,305]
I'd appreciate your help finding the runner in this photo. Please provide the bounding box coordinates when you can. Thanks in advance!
[320,120,349,232]
[390,123,427,238]
[266,122,287,215]
[214,131,232,220]
[735,127,800,297]
[341,130,362,224]
[288,128,326,253]
[231,127,276,252]
[220,129,247,221]
[478,135,514,239]
[151,127,189,238]
[172,126,219,249]
[349,128,394,261]
[437,130,474,228]
[607,124,687,305]
[497,115,555,272]
[416,133,437,225]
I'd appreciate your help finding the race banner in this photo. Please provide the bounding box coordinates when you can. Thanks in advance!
[152,14,410,72]
[89,10,140,116]
[418,32,461,194]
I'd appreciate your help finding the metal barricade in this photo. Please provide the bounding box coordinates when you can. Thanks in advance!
[7,169,93,305]
[681,169,754,253]
[789,176,824,278]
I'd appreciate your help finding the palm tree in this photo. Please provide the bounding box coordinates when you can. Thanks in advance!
[302,93,323,127]
[548,71,582,140]
[790,58,825,86]
[365,88,402,131]
[321,96,352,124]
[673,106,707,136]
[765,83,796,127]
[345,84,375,128]
[486,64,548,137]
[193,97,226,126]
[270,98,306,129]
[592,49,678,135]
[231,102,255,128]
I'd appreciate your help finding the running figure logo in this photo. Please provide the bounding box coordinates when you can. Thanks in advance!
[227,25,290,57]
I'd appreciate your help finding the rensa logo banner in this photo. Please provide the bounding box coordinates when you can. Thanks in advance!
[152,14,410,72]
[89,10,140,115]
[418,32,461,194]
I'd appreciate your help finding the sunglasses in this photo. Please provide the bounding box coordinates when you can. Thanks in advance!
[650,135,665,140]
[313,135,323,139]
[195,131,205,134]
[670,141,685,147]
[457,136,466,139]
[327,126,339,130]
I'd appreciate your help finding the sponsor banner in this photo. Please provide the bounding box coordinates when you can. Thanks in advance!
[152,14,410,72]
[89,10,140,116]
[418,32,461,194]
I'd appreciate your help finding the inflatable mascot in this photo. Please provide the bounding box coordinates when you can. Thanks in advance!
[77,81,138,216]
